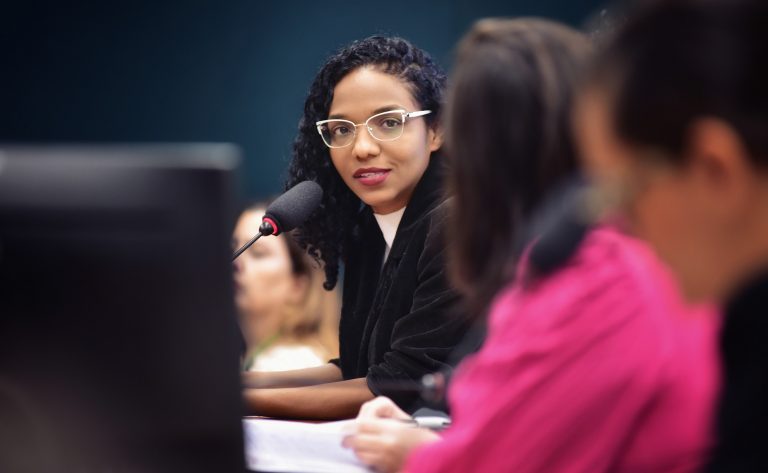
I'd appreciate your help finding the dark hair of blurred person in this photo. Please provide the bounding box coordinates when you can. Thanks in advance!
[344,18,720,473]
[576,0,768,471]
[446,17,585,316]
[232,203,339,372]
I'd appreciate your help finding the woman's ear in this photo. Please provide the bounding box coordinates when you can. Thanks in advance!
[684,117,754,221]
[428,126,444,152]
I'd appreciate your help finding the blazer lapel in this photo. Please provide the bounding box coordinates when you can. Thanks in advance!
[386,157,445,263]
[357,157,446,366]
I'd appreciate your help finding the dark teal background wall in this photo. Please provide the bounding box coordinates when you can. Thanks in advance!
[2,0,605,200]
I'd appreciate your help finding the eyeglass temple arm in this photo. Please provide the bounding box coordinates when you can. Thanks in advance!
[405,110,432,118]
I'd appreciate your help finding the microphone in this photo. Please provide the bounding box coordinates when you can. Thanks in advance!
[232,181,323,261]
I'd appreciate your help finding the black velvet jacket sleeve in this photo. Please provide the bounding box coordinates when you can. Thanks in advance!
[336,159,471,410]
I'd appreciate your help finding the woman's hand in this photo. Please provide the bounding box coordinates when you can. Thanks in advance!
[356,396,412,421]
[343,397,441,473]
[343,418,440,473]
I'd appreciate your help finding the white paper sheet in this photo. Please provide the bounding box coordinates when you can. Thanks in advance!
[243,418,372,473]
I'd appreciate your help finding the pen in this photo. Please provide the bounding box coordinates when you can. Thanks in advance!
[397,416,451,431]
[342,416,452,436]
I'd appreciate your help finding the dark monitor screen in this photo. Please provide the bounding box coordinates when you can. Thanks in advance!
[0,145,246,472]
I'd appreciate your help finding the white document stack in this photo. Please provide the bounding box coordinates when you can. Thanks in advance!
[243,418,372,473]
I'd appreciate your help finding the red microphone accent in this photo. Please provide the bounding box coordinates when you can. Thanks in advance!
[262,217,279,235]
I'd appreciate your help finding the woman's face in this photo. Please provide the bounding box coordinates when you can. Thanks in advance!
[326,67,442,214]
[575,89,762,302]
[232,209,303,318]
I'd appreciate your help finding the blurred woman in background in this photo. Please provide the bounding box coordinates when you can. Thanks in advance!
[233,203,339,372]
[344,18,719,473]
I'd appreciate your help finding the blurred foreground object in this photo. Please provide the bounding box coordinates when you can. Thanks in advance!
[0,145,246,472]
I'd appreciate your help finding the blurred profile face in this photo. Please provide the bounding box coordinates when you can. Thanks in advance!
[326,67,442,214]
[232,209,304,319]
[575,88,765,302]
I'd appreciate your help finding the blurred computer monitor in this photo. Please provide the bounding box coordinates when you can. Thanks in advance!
[0,145,246,472]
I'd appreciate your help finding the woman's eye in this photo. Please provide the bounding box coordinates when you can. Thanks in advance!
[331,125,352,136]
[380,118,402,129]
[248,247,267,258]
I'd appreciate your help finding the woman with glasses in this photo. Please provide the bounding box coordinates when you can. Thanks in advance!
[242,36,470,419]
[343,19,719,473]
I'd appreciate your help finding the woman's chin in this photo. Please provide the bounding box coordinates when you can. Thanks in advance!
[234,293,250,313]
[360,193,406,214]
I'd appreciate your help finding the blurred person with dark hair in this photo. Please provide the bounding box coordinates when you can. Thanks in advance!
[576,1,768,471]
[344,18,719,473]
[232,203,339,372]
[242,35,470,420]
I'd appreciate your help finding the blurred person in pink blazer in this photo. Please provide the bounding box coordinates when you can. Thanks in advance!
[576,1,768,470]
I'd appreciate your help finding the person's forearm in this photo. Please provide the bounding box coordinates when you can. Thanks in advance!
[242,363,342,389]
[244,377,375,420]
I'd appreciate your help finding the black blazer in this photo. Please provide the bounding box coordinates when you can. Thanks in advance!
[330,159,470,410]
[706,270,768,472]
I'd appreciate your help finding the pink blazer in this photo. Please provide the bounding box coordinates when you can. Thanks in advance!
[405,227,720,473]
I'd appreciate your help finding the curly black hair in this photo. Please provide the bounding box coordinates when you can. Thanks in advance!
[286,35,447,290]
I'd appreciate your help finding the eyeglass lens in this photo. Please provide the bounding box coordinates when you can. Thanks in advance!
[319,111,405,147]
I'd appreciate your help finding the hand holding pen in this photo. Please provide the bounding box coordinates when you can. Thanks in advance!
[342,397,444,473]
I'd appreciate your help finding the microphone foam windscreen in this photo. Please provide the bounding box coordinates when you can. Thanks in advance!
[264,181,323,234]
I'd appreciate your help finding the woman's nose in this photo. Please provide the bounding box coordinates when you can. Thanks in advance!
[352,127,381,160]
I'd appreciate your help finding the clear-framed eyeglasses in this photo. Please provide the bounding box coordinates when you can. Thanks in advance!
[315,109,432,149]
